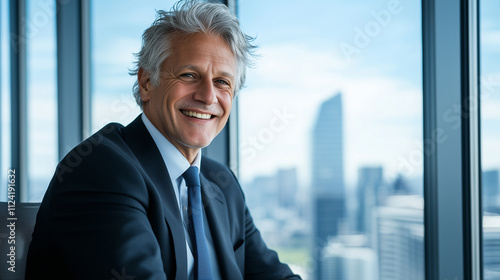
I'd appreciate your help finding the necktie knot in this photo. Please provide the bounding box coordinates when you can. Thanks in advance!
[183,166,200,188]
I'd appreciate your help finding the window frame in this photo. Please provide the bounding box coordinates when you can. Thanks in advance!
[422,0,482,279]
[9,0,28,202]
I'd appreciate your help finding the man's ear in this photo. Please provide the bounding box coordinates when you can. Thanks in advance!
[138,68,152,103]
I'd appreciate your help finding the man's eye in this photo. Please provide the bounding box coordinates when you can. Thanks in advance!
[180,73,195,78]
[215,79,230,86]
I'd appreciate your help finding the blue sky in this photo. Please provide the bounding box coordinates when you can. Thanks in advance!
[1,0,499,200]
[236,0,500,187]
[480,0,500,173]
[238,0,424,186]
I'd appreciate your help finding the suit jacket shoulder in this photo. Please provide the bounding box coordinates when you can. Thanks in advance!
[27,116,301,280]
[27,119,177,279]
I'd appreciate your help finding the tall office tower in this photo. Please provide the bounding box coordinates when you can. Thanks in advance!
[483,216,500,279]
[277,168,298,209]
[483,170,500,214]
[356,166,384,237]
[311,93,345,280]
[312,93,344,196]
[375,195,424,280]
[321,235,376,280]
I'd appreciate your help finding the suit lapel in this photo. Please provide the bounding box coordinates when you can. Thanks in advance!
[200,173,243,280]
[121,116,187,280]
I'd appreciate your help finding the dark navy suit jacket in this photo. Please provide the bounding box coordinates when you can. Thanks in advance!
[26,116,300,280]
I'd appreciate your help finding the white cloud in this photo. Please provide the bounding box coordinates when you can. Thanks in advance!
[239,43,423,186]
[482,137,500,170]
[93,37,140,69]
[248,44,349,91]
[482,31,500,50]
[482,100,500,120]
[91,94,141,133]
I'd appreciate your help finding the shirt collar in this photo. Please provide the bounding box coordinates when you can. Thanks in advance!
[141,113,201,181]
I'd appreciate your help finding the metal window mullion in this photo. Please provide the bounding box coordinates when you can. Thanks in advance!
[226,0,238,176]
[9,0,28,202]
[463,0,482,279]
[422,2,437,279]
[423,0,467,279]
[1,2,3,187]
[81,0,91,139]
[202,0,238,174]
[57,0,87,159]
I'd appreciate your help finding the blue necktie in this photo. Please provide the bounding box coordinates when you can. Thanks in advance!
[182,166,213,280]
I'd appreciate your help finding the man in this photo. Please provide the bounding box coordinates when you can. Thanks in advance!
[26,1,301,280]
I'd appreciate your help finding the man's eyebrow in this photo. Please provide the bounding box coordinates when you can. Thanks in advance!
[178,65,198,71]
[178,65,235,80]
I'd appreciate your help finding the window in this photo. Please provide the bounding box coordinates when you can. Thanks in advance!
[0,0,57,202]
[480,1,500,278]
[238,0,423,279]
[0,0,10,202]
[90,0,175,133]
[26,0,57,201]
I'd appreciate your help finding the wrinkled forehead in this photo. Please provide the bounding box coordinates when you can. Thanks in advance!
[163,32,237,74]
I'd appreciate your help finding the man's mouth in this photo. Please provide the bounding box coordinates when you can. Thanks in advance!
[181,110,213,120]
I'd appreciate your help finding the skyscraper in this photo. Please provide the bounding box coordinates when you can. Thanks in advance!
[375,195,424,280]
[483,216,500,279]
[483,170,500,214]
[312,93,345,280]
[321,235,376,280]
[312,93,344,196]
[277,168,298,209]
[356,166,384,236]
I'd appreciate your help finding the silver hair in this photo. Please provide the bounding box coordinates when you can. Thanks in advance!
[129,0,257,108]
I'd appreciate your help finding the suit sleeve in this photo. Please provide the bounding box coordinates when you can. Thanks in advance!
[26,142,167,280]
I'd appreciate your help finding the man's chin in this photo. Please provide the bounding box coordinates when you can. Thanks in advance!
[181,138,214,150]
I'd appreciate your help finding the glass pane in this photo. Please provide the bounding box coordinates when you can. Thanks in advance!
[91,0,175,133]
[480,1,500,279]
[0,0,11,201]
[26,0,58,201]
[238,0,423,279]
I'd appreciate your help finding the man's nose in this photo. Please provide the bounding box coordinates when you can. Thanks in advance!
[193,77,217,105]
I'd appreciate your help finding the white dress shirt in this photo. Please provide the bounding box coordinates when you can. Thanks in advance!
[141,114,221,280]
[142,114,196,278]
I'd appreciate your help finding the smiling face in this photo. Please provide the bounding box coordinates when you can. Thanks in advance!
[139,32,237,163]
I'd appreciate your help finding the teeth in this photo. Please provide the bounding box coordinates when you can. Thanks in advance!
[182,110,211,120]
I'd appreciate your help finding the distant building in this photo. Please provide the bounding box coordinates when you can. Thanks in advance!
[244,175,278,217]
[483,170,500,214]
[483,215,500,280]
[390,174,412,196]
[375,195,424,280]
[321,235,377,280]
[277,168,298,209]
[312,93,344,197]
[356,166,384,237]
[242,168,306,249]
[314,195,345,242]
[311,93,346,280]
